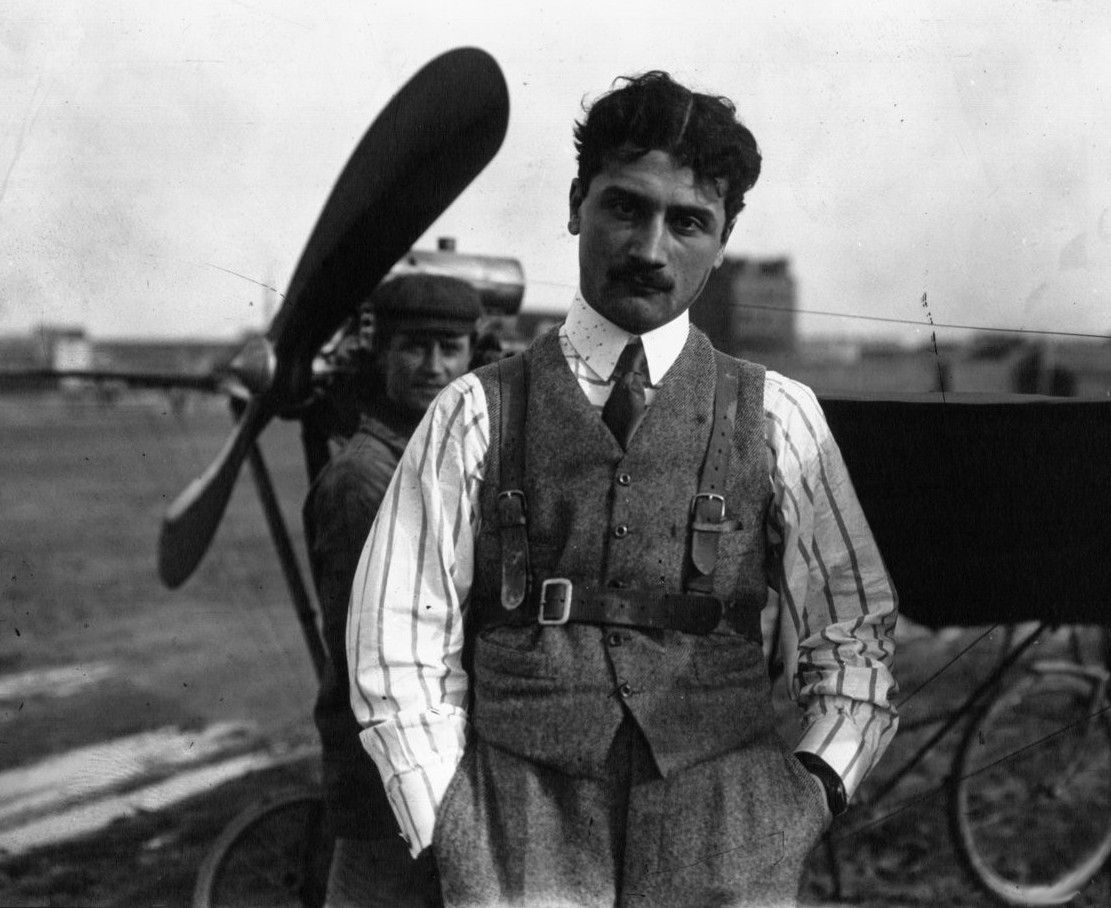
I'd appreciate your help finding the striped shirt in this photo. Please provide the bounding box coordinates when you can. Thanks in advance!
[347,294,899,856]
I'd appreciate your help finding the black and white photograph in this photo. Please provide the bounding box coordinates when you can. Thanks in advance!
[2,2,1110,906]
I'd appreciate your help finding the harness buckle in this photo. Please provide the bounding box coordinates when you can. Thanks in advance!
[497,489,527,527]
[690,492,726,523]
[538,578,573,625]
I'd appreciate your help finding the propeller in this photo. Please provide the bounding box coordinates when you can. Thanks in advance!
[158,47,510,588]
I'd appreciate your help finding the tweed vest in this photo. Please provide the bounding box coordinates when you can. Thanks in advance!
[470,326,775,779]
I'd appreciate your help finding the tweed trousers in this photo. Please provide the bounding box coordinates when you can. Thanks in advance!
[432,717,830,908]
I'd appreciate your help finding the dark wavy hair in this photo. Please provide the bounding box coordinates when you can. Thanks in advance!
[573,71,761,229]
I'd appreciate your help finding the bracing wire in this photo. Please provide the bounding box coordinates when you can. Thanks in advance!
[734,302,1111,342]
[895,625,1002,711]
[835,700,1111,844]
[525,278,1111,341]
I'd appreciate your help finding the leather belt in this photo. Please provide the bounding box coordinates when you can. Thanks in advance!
[479,578,724,636]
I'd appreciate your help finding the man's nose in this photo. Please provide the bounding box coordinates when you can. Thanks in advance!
[421,342,447,373]
[629,215,668,266]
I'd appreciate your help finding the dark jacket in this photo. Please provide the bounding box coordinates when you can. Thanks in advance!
[304,397,418,840]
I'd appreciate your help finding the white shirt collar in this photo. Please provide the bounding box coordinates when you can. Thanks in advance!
[563,291,690,385]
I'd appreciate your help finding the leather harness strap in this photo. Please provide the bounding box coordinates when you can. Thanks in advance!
[483,580,725,636]
[496,354,529,610]
[489,347,741,634]
[686,353,741,595]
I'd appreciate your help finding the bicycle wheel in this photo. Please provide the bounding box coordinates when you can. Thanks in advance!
[951,671,1111,905]
[193,788,333,908]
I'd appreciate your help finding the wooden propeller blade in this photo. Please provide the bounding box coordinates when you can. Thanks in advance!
[158,47,510,587]
[158,396,273,587]
[266,46,511,400]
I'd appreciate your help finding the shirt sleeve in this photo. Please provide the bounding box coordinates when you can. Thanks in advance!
[346,374,489,856]
[763,372,900,799]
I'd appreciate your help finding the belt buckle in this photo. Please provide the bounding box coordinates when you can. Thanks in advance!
[539,578,572,625]
[497,489,527,527]
[690,492,726,523]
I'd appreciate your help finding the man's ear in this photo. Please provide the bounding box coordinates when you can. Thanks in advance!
[715,219,736,267]
[568,178,584,235]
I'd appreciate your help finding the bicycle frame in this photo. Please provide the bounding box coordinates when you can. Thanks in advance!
[821,621,1052,900]
[870,622,1049,808]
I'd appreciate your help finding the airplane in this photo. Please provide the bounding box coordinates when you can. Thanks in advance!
[6,43,1108,647]
[150,35,1110,633]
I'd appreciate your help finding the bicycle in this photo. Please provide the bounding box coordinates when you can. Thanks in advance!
[949,633,1111,905]
[820,622,1111,906]
[192,787,332,908]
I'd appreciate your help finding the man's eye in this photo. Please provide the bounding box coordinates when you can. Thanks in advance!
[608,198,637,218]
[673,216,706,235]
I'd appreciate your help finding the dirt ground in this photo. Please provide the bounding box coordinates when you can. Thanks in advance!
[2,391,1109,907]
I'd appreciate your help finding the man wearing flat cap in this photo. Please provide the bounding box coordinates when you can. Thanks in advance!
[303,273,481,907]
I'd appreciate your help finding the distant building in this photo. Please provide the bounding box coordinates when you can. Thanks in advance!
[0,325,241,401]
[41,326,92,372]
[0,326,93,391]
[0,334,43,371]
[41,327,92,391]
[92,337,240,375]
[690,256,797,356]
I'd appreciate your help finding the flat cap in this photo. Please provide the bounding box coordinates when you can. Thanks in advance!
[367,273,482,334]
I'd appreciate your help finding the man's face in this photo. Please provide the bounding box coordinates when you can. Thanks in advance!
[384,330,472,415]
[569,149,733,334]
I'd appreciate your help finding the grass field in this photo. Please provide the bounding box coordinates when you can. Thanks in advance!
[1,390,1108,906]
[1,393,319,763]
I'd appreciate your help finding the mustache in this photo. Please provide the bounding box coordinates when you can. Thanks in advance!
[607,265,673,292]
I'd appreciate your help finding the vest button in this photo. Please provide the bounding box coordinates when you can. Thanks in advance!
[613,524,628,538]
[618,681,632,698]
[607,632,623,647]
[616,472,631,486]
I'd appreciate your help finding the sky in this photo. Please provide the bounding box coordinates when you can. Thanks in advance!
[2,0,1110,345]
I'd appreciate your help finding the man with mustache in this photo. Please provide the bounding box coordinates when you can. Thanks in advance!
[303,273,480,907]
[347,72,898,907]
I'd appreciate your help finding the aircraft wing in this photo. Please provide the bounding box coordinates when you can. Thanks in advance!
[821,393,1111,629]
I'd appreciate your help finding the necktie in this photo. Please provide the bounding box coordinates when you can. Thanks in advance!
[602,339,647,449]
